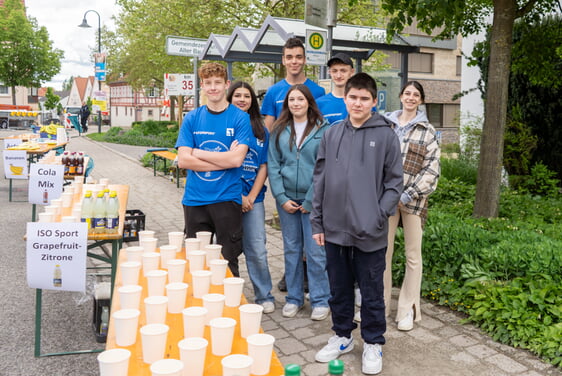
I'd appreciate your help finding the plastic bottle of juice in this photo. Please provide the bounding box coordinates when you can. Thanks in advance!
[81,191,94,234]
[93,191,107,234]
[53,265,62,287]
[99,306,109,336]
[105,191,120,234]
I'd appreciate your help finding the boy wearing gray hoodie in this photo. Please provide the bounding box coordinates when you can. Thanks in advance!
[311,73,403,375]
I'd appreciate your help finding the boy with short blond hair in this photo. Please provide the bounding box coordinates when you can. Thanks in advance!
[176,62,252,276]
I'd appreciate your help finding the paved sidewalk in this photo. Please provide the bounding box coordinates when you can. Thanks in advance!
[0,131,560,376]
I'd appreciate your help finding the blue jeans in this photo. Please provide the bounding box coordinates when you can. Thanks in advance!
[276,202,330,308]
[242,201,274,304]
[325,242,386,345]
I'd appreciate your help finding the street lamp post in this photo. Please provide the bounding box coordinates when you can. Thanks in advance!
[78,10,103,133]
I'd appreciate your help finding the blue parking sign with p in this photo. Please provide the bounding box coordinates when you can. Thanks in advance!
[377,90,386,112]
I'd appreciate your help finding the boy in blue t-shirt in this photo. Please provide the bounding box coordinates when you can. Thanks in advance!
[175,62,252,276]
[316,53,355,125]
[261,37,325,130]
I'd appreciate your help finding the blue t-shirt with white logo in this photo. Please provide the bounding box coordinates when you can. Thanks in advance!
[175,104,252,206]
[261,78,325,119]
[316,93,347,125]
[241,129,269,203]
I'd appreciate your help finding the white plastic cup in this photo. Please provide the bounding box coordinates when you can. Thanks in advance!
[112,308,140,347]
[168,231,185,253]
[221,354,253,376]
[187,250,206,273]
[209,317,237,356]
[209,259,229,285]
[120,261,141,285]
[191,270,212,299]
[125,246,144,263]
[159,245,177,269]
[142,252,161,277]
[138,230,156,243]
[97,348,131,376]
[223,277,245,307]
[61,215,76,223]
[141,237,158,253]
[166,259,186,283]
[50,198,63,216]
[74,175,85,184]
[184,238,201,257]
[144,295,169,324]
[204,244,222,265]
[140,323,169,364]
[61,192,73,208]
[99,177,110,186]
[202,293,225,325]
[178,337,208,376]
[146,270,168,297]
[118,285,143,310]
[195,231,212,248]
[44,205,57,216]
[37,212,54,223]
[246,333,275,375]
[165,282,188,313]
[238,304,264,339]
[150,358,184,376]
[72,207,82,222]
[182,306,208,338]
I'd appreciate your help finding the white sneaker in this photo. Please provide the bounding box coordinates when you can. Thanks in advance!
[311,306,330,321]
[261,301,275,314]
[315,335,354,363]
[353,310,361,323]
[362,343,383,374]
[397,308,414,331]
[355,287,362,307]
[282,303,302,318]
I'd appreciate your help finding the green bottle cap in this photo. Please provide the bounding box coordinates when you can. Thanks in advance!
[284,363,301,376]
[329,359,344,375]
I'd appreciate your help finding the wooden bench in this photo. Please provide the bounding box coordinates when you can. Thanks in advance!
[147,148,181,188]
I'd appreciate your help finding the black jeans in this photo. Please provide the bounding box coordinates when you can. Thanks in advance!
[183,201,243,276]
[325,242,386,345]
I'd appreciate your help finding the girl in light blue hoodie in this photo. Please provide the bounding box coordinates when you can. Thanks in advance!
[267,84,331,321]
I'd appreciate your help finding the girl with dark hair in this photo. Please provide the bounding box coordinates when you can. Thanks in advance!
[226,81,275,313]
[382,80,441,331]
[267,84,331,320]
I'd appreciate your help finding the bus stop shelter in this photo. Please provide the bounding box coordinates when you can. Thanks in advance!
[198,16,420,88]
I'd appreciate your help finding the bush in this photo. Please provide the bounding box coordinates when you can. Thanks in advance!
[440,158,478,185]
[510,163,560,196]
[87,121,179,148]
[389,179,562,366]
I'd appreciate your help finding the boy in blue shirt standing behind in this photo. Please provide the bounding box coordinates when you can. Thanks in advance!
[176,62,252,277]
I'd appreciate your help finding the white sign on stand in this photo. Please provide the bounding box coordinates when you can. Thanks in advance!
[165,36,207,57]
[26,222,88,292]
[306,29,328,66]
[3,149,28,179]
[3,138,22,150]
[28,164,64,205]
[164,73,196,96]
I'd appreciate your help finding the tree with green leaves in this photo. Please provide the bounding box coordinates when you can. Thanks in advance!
[43,87,60,111]
[470,14,562,183]
[372,0,560,217]
[0,0,64,105]
[61,76,75,91]
[104,0,384,121]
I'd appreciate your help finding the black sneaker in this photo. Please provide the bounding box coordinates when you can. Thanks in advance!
[277,275,287,292]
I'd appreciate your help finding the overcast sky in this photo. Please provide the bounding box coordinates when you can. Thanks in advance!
[25,0,120,91]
